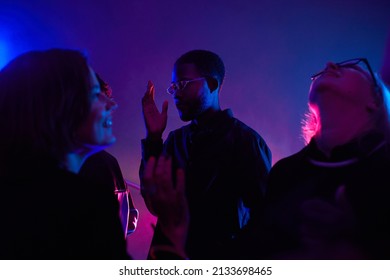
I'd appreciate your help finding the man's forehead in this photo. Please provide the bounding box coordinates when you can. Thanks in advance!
[173,63,200,77]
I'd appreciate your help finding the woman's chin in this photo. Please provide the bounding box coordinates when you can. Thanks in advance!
[105,135,117,146]
[98,134,116,147]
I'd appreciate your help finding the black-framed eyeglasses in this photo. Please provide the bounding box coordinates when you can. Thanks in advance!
[311,58,378,90]
[167,77,206,95]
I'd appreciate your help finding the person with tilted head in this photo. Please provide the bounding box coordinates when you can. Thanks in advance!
[261,56,390,259]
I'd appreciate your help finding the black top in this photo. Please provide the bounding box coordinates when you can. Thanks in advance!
[80,151,129,195]
[0,161,128,260]
[262,132,390,259]
[80,150,138,236]
[141,109,272,259]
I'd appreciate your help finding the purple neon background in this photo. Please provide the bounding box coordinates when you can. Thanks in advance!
[1,0,389,259]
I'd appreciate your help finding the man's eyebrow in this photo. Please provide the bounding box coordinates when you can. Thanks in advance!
[174,77,192,81]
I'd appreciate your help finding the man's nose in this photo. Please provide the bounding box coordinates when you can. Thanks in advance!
[173,89,183,98]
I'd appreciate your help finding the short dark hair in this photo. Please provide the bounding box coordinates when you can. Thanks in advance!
[0,49,92,171]
[174,50,225,87]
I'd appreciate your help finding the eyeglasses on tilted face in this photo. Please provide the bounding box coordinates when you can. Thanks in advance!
[311,58,378,90]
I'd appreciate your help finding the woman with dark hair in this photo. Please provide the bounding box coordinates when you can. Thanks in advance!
[262,58,390,259]
[79,74,139,238]
[0,49,127,259]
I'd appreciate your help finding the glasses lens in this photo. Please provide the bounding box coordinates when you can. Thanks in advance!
[338,59,361,67]
[311,59,363,81]
[341,58,377,88]
[311,58,378,90]
[177,81,187,90]
[167,81,189,94]
[167,85,174,95]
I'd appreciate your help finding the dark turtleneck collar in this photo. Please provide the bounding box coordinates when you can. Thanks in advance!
[305,131,388,165]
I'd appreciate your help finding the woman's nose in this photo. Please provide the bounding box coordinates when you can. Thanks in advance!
[325,61,338,71]
[107,98,118,111]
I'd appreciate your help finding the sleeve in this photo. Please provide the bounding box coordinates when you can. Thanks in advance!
[139,137,164,186]
[239,132,272,217]
[139,132,176,214]
[139,132,176,188]
[233,130,272,259]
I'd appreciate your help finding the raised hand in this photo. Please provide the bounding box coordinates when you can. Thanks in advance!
[141,156,189,256]
[300,186,354,242]
[142,81,168,140]
[298,185,363,259]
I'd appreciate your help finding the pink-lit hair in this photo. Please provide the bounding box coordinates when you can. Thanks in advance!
[301,73,390,145]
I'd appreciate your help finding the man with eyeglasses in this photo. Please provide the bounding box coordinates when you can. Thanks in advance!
[140,49,272,259]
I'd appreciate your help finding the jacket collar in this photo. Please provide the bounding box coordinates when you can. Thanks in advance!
[190,109,233,132]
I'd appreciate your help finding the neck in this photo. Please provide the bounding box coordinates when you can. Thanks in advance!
[315,113,372,157]
[194,106,221,126]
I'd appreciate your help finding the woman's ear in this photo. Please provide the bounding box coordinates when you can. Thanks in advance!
[206,77,219,93]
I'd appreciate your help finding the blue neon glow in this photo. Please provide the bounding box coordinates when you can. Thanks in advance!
[0,40,9,70]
